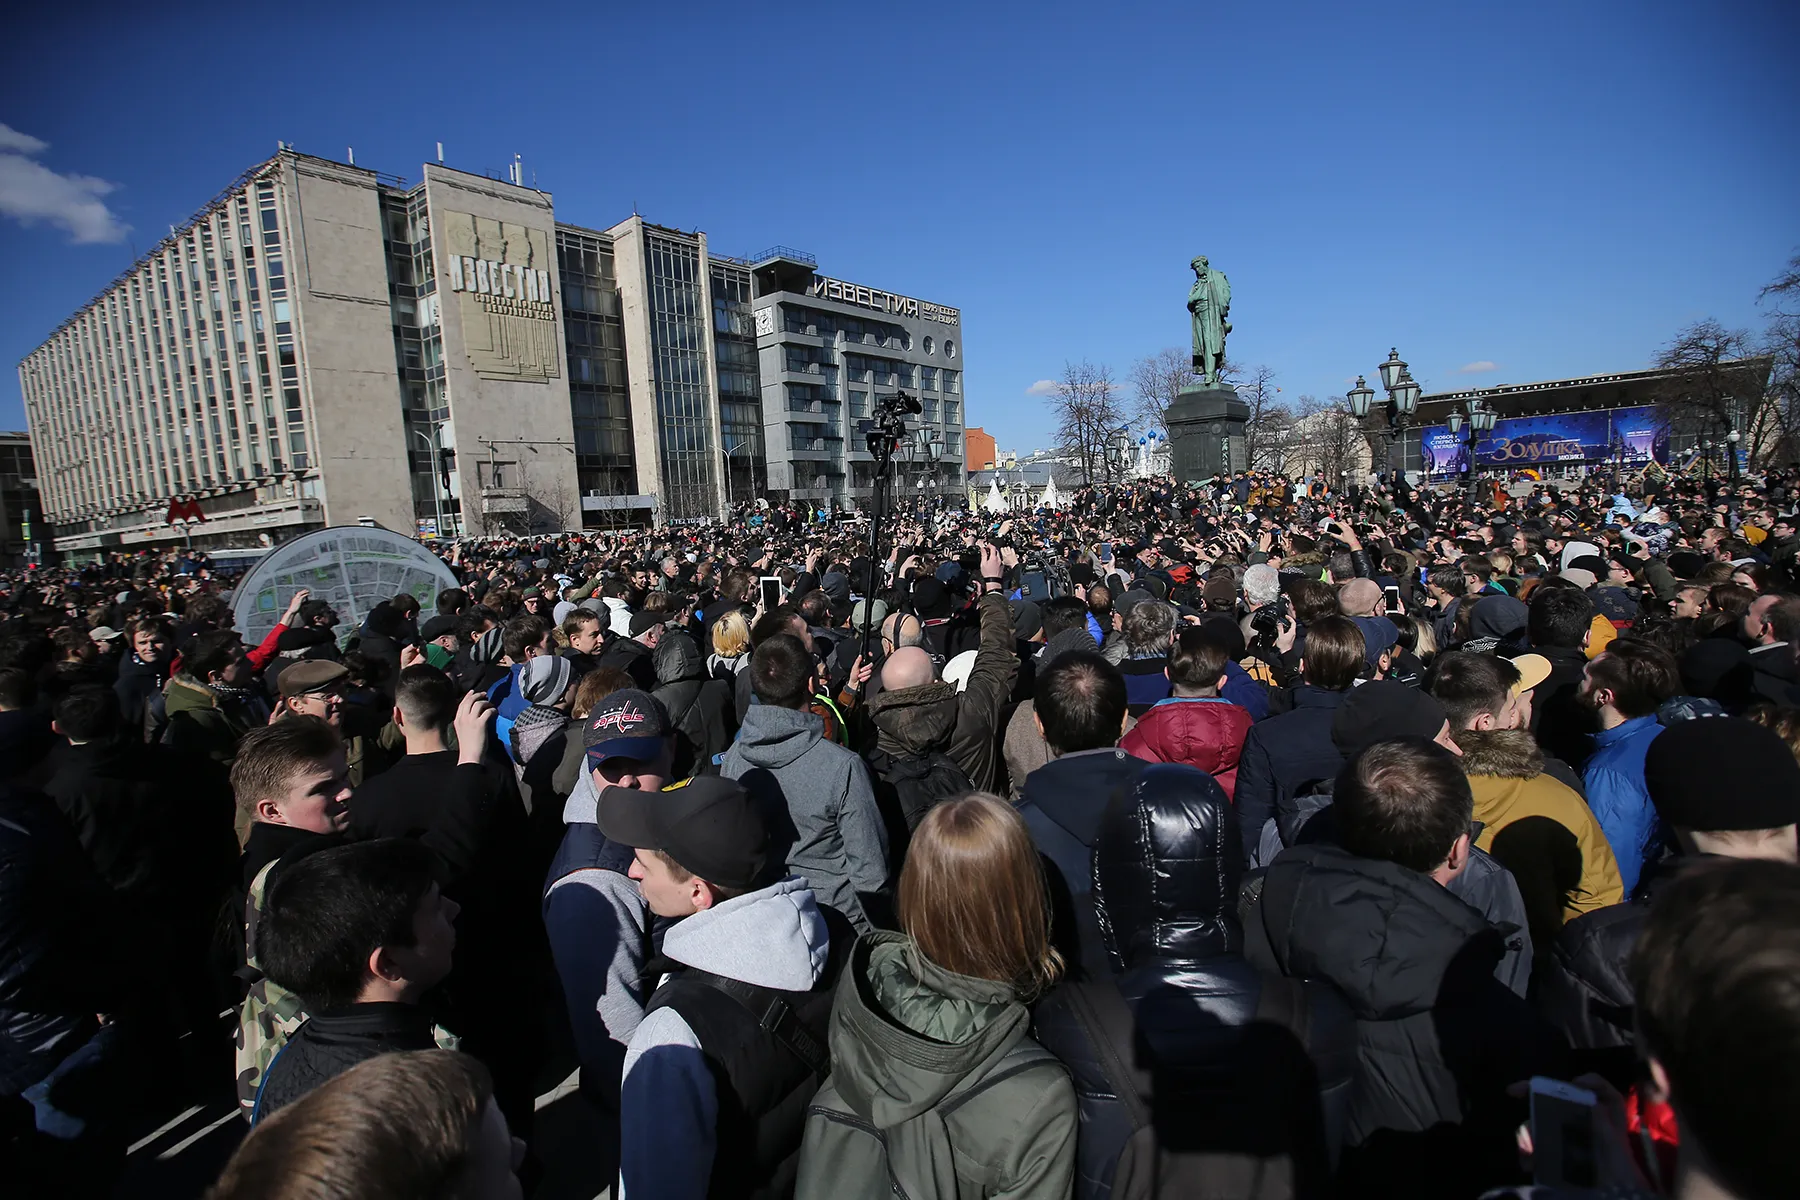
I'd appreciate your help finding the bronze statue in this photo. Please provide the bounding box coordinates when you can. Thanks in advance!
[1187,256,1231,386]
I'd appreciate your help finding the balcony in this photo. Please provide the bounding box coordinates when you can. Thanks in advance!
[481,487,527,515]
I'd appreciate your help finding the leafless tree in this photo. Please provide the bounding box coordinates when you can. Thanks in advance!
[1284,394,1367,484]
[531,472,581,533]
[1654,319,1772,465]
[1235,364,1289,474]
[1758,253,1800,464]
[1127,347,1195,431]
[1052,360,1126,483]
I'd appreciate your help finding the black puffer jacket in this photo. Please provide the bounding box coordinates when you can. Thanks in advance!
[1244,842,1562,1198]
[1034,764,1357,1200]
[651,629,733,779]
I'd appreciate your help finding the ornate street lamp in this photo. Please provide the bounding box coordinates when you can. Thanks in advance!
[1726,428,1741,481]
[1343,350,1422,481]
[1446,398,1497,503]
[1377,348,1407,394]
[1346,376,1376,420]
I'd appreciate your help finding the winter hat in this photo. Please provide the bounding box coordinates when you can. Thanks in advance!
[519,655,573,707]
[849,598,889,632]
[911,577,951,620]
[1558,568,1599,590]
[1646,718,1800,831]
[1469,595,1529,641]
[1679,638,1756,705]
[1666,551,1705,580]
[1331,680,1449,756]
[469,626,503,666]
[1039,626,1099,670]
[1009,599,1043,643]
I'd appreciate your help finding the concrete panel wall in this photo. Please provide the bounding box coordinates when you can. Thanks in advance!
[424,166,579,533]
[606,217,665,508]
[285,157,415,531]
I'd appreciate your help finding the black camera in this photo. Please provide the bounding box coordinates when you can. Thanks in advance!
[1249,596,1291,649]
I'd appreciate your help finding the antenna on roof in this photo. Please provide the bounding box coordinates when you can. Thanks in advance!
[347,147,355,166]
[436,142,444,163]
[509,153,522,186]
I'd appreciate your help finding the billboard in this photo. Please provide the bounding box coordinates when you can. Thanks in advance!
[1419,405,1667,476]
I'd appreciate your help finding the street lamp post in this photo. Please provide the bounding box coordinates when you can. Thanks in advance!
[1726,428,1741,482]
[723,439,749,515]
[410,425,447,539]
[1344,348,1421,483]
[1444,398,1498,506]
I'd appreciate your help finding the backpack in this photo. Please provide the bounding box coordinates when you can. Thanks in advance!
[879,751,972,832]
[641,904,857,1200]
[234,859,308,1119]
[1064,975,1316,1200]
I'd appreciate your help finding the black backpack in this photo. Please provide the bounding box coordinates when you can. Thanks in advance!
[879,751,972,832]
[641,904,857,1200]
[1064,976,1324,1200]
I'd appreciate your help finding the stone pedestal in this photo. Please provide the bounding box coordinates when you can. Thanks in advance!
[1166,383,1249,483]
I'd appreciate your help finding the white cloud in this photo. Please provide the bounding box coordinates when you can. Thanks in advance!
[1457,360,1498,374]
[0,124,127,244]
[1025,379,1058,397]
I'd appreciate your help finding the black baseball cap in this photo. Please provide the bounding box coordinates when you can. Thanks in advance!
[597,776,769,891]
[583,689,671,769]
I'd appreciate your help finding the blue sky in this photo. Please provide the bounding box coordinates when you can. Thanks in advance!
[3,0,1796,455]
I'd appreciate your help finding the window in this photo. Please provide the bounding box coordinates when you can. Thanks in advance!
[849,389,869,418]
[944,339,956,358]
[942,370,959,394]
[923,335,935,355]
[921,366,937,391]
[897,363,914,387]
[945,400,961,425]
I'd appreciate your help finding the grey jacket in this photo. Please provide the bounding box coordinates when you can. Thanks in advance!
[722,705,891,931]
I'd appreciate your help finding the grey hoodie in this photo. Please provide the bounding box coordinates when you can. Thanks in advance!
[721,705,890,931]
[619,877,830,1200]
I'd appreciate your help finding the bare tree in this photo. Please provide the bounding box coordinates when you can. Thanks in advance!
[1128,347,1196,431]
[1759,253,1800,464]
[1052,359,1125,483]
[531,472,580,533]
[1285,394,1367,484]
[1654,320,1771,465]
[1235,364,1289,473]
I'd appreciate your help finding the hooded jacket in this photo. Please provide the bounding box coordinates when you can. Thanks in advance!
[651,629,734,780]
[866,590,1017,796]
[163,675,264,765]
[721,705,890,932]
[1232,685,1350,866]
[1455,728,1623,956]
[797,933,1076,1200]
[1243,843,1562,1198]
[1032,766,1356,1200]
[1118,695,1253,797]
[620,877,834,1200]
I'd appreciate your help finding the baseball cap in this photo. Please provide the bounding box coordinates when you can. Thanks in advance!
[1348,615,1399,672]
[583,689,671,767]
[597,775,770,891]
[850,597,889,631]
[1506,652,1553,696]
[628,610,665,639]
[279,660,350,698]
[88,626,123,645]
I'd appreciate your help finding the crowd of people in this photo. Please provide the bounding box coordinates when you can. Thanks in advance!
[1,462,1798,1200]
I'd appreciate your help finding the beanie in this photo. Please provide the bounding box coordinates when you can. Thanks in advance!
[1646,718,1800,831]
[1331,680,1448,757]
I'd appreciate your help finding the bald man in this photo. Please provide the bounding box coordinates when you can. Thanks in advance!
[1339,577,1383,619]
[864,549,1018,795]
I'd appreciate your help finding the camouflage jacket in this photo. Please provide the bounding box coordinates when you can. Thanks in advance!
[235,858,305,1118]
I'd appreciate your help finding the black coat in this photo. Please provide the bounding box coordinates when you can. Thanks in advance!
[1528,643,1596,773]
[596,636,657,692]
[1244,843,1562,1198]
[0,789,122,1095]
[40,738,235,913]
[113,653,170,742]
[254,1001,437,1120]
[1017,748,1151,980]
[1033,765,1356,1200]
[1232,686,1349,866]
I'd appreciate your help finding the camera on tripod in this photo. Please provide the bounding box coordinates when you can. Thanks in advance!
[863,391,922,466]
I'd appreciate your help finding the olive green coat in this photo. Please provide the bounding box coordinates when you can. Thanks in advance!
[796,933,1076,1200]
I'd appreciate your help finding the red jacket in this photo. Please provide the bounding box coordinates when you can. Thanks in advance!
[1119,696,1253,798]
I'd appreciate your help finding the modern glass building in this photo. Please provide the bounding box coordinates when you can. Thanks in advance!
[18,149,958,554]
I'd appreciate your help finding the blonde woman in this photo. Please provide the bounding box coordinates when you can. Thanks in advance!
[708,609,751,683]
[796,794,1076,1199]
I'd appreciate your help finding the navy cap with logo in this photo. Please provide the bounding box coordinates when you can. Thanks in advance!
[583,689,671,769]
[598,775,770,892]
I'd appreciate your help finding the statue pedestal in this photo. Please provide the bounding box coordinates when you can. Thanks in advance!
[1166,383,1249,484]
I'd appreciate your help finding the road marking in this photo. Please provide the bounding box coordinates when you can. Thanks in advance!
[127,1105,201,1155]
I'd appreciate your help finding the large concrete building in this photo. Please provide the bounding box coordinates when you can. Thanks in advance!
[17,149,964,555]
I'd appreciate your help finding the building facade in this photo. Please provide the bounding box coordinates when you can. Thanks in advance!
[0,434,44,566]
[18,150,960,554]
[750,252,965,507]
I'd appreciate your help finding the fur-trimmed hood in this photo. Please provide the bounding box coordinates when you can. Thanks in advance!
[1455,727,1544,780]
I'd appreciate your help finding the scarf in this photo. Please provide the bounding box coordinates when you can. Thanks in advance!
[509,704,569,769]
